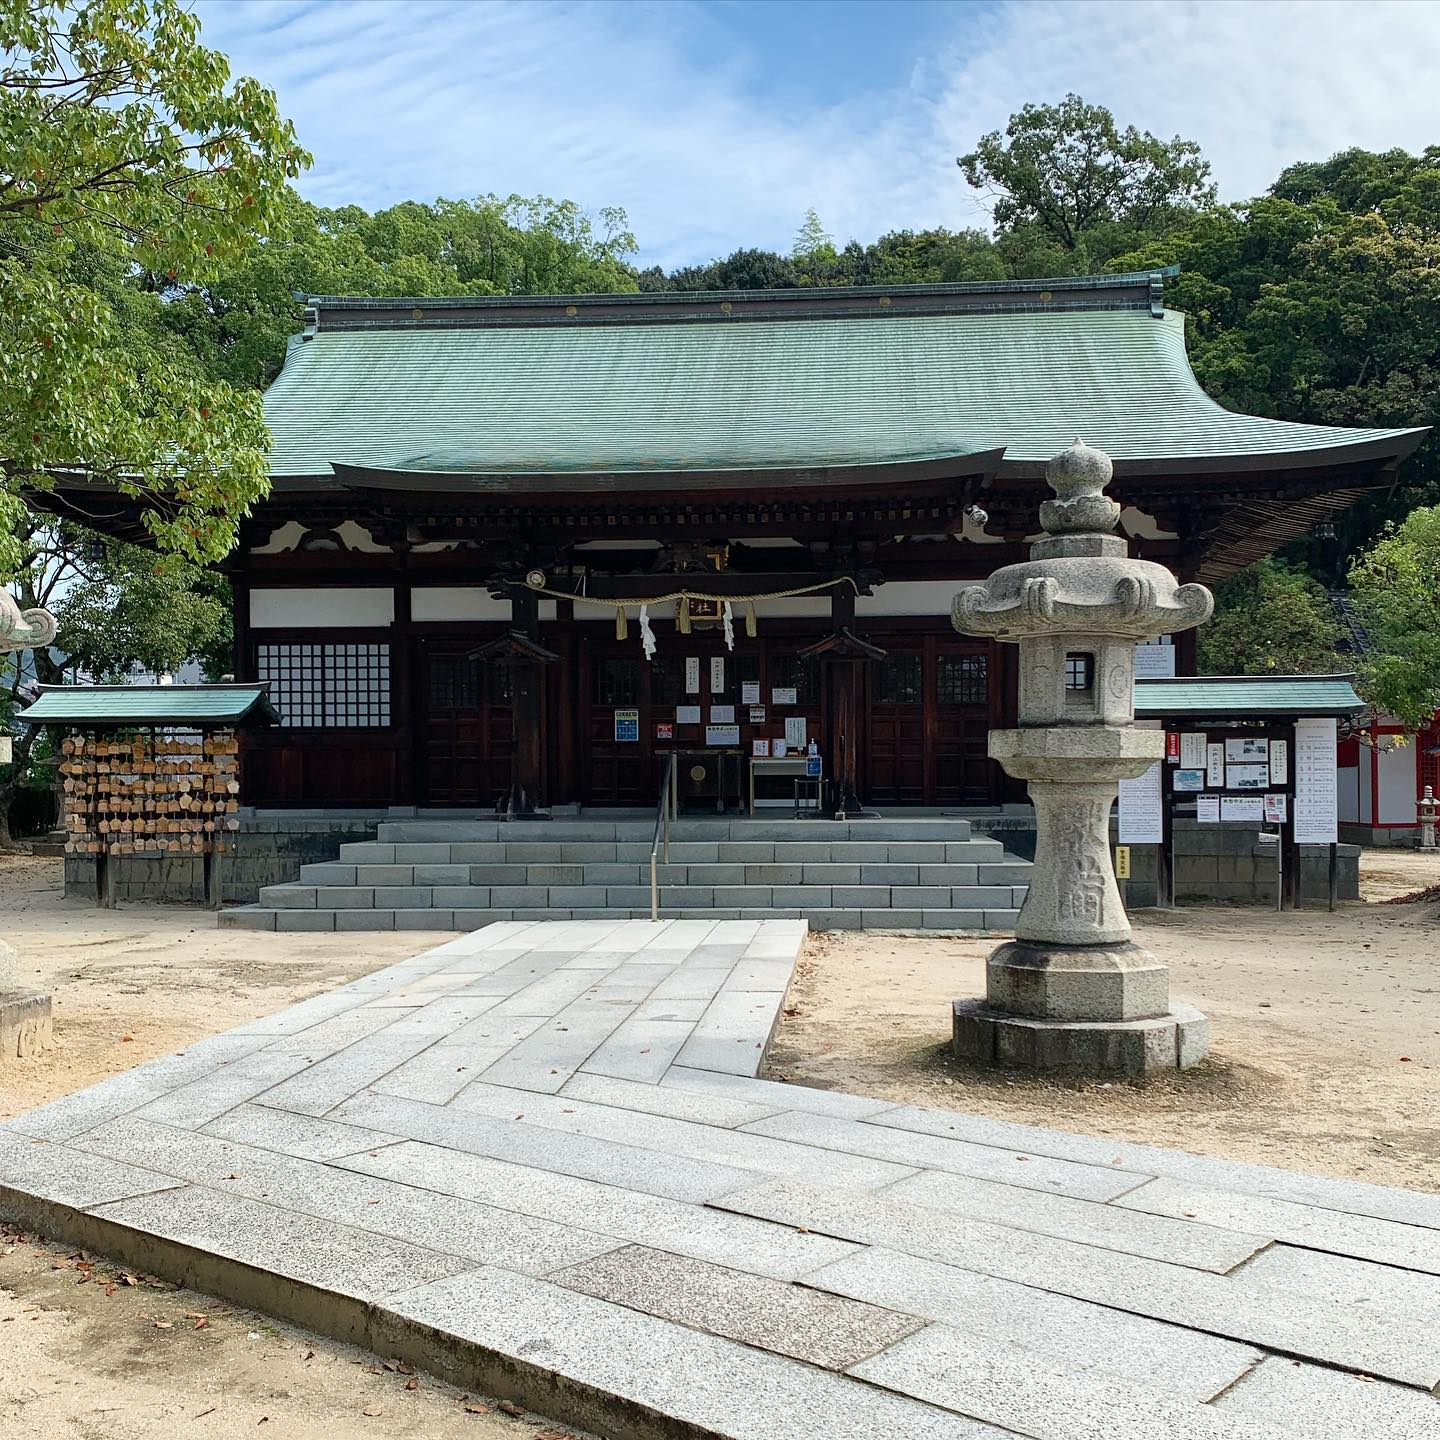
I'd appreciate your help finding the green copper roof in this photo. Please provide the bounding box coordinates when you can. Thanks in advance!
[263,296,1423,480]
[23,685,278,727]
[1135,674,1366,718]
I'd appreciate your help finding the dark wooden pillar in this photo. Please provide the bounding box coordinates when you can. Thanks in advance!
[802,583,881,820]
[508,586,545,818]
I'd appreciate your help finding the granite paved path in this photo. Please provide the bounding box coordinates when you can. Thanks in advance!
[2,918,1438,1439]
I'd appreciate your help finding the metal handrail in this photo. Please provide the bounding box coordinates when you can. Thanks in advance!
[650,751,679,921]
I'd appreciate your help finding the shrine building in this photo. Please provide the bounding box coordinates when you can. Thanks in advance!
[44,269,1426,818]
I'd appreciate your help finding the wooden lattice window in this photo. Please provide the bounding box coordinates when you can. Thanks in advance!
[771,653,821,705]
[938,654,988,705]
[428,657,509,710]
[875,654,923,705]
[592,656,640,706]
[257,642,391,728]
[650,655,689,706]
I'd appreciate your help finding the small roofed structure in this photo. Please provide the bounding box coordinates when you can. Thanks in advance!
[1126,674,1366,909]
[23,685,277,908]
[1135,673,1367,721]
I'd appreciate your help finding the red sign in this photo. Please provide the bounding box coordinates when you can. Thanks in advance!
[1165,731,1181,762]
[655,723,674,741]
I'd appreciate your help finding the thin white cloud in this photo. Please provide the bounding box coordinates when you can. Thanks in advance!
[194,0,1440,271]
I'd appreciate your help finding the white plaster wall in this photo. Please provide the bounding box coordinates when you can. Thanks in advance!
[1359,747,1374,823]
[1378,741,1418,824]
[250,588,394,628]
[412,588,509,622]
[856,580,957,616]
[1338,764,1360,823]
[752,597,831,617]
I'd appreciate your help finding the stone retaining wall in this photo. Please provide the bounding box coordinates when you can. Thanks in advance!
[63,815,380,906]
[969,815,1359,907]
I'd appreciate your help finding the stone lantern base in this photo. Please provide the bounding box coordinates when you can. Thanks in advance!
[0,990,55,1061]
[953,997,1209,1077]
[0,939,55,1062]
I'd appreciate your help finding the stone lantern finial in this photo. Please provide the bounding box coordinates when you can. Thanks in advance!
[1040,438,1120,536]
[950,441,1213,1075]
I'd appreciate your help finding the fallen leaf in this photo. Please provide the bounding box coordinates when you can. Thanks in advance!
[194,1317,209,1330]
[153,1320,173,1329]
[463,1402,490,1414]
[498,1400,524,1417]
[405,1378,418,1391]
[362,1405,383,1417]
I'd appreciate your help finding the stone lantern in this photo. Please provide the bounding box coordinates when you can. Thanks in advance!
[951,440,1213,1074]
[1,585,58,1060]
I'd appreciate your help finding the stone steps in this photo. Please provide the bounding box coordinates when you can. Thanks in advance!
[332,840,1009,865]
[216,815,1032,933]
[218,905,1023,932]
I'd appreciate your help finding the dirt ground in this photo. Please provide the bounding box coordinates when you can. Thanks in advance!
[769,848,1440,1192]
[0,855,460,1125]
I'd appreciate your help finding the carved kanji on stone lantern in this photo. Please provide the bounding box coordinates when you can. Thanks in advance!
[950,440,1213,1073]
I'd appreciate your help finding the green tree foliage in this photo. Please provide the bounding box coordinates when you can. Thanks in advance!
[1197,558,1344,677]
[1,0,309,569]
[53,541,231,682]
[0,520,229,841]
[159,192,639,390]
[1348,506,1440,726]
[957,94,1214,262]
[791,207,834,261]
[1116,146,1440,553]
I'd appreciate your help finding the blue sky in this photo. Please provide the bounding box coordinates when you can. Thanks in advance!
[194,0,1440,270]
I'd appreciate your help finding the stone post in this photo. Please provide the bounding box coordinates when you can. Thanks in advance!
[1,586,59,1061]
[950,440,1213,1074]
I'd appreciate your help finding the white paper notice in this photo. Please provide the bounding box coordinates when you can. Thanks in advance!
[1226,737,1267,763]
[772,687,797,707]
[705,724,740,746]
[709,705,735,723]
[1221,795,1264,823]
[1264,793,1288,824]
[1206,742,1225,787]
[710,656,726,694]
[1178,732,1206,769]
[1293,717,1338,843]
[741,681,760,704]
[685,657,700,694]
[784,716,807,749]
[1228,764,1268,791]
[1196,794,1220,824]
[1268,738,1288,786]
[675,705,701,725]
[1134,640,1176,678]
[1118,761,1163,844]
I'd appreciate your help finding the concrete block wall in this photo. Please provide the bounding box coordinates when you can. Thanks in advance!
[1119,820,1358,907]
[973,814,1358,907]
[63,814,381,905]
